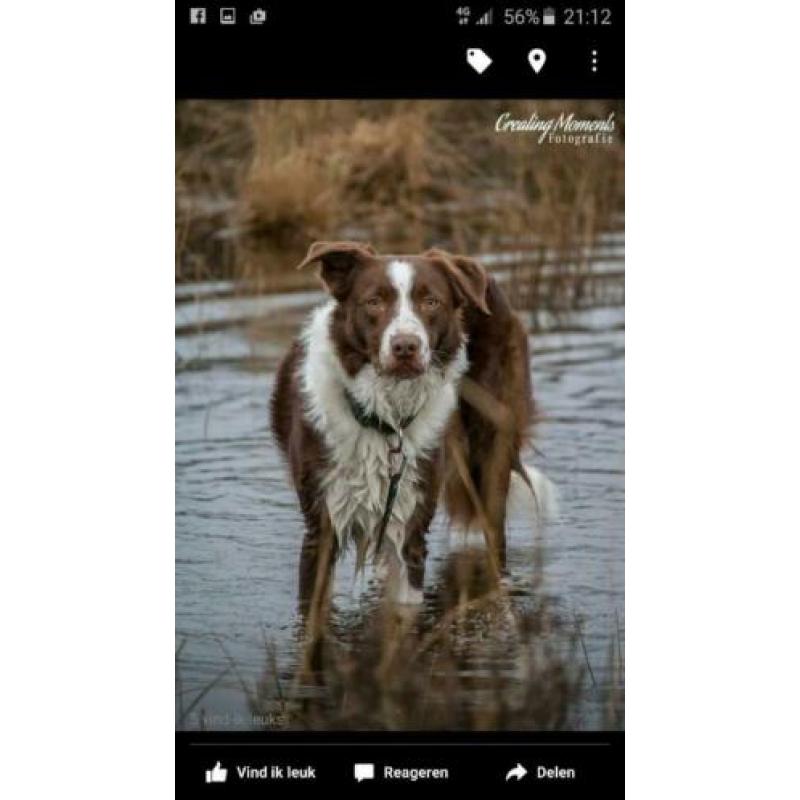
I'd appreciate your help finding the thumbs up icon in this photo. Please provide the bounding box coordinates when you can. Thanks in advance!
[205,761,228,783]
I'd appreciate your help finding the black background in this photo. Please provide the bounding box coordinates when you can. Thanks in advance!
[176,0,624,793]
[178,730,623,796]
[176,1,624,99]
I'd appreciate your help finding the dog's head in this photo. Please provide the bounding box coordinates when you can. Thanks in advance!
[298,241,490,379]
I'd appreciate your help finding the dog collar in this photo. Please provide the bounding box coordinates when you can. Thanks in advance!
[344,391,416,436]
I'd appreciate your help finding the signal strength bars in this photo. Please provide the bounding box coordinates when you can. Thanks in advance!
[475,8,493,25]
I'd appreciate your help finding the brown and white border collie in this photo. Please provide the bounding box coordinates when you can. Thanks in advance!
[270,241,554,609]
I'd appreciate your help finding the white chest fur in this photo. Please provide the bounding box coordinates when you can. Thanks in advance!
[299,302,467,559]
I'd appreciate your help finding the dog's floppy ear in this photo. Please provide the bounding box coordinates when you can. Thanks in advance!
[424,248,491,315]
[297,241,377,300]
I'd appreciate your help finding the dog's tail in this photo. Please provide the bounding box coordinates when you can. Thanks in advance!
[508,458,559,523]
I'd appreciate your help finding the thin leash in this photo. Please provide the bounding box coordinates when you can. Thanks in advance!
[344,391,413,560]
[373,431,408,558]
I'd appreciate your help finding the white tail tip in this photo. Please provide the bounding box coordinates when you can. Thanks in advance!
[508,464,559,522]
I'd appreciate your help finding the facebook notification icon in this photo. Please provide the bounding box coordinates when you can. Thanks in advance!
[190,8,206,25]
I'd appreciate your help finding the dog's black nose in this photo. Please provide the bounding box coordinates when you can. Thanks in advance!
[391,334,421,360]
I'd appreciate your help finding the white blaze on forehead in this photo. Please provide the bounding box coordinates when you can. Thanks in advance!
[380,260,430,368]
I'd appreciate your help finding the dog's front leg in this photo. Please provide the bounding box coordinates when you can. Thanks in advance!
[298,511,337,675]
[400,523,427,604]
[298,510,337,616]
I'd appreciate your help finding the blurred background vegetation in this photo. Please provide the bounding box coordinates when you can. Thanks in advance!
[176,100,624,309]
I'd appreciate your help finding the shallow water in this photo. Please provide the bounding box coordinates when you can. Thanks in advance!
[175,253,624,731]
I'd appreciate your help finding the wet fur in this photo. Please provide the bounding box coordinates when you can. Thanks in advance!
[443,277,537,566]
[271,242,542,611]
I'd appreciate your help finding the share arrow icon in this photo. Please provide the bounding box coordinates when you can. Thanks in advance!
[505,763,528,781]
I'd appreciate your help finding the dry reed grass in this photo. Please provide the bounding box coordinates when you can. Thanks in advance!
[176,100,624,307]
[176,548,625,731]
[235,552,623,732]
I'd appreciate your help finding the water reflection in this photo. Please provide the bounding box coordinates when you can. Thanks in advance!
[176,273,624,731]
[237,546,600,732]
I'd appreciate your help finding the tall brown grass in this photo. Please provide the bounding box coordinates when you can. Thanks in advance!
[237,552,623,732]
[176,100,624,305]
[176,547,624,731]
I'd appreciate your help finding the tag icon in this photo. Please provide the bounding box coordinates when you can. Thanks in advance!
[466,48,492,74]
[528,48,546,73]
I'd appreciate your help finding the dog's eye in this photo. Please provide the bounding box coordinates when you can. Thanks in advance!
[422,296,441,311]
[365,296,384,310]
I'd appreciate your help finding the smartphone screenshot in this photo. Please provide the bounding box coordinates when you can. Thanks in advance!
[176,2,624,793]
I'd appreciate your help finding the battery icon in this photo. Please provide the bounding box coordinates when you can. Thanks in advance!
[543,7,556,25]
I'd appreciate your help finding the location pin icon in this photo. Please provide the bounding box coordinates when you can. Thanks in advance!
[528,48,546,74]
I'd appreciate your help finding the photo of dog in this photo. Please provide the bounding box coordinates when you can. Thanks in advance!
[176,99,624,731]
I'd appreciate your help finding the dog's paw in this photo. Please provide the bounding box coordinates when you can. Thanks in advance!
[389,579,424,606]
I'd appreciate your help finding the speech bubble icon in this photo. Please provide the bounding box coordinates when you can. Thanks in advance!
[354,763,375,782]
[466,48,492,74]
